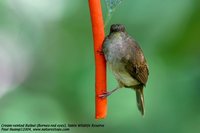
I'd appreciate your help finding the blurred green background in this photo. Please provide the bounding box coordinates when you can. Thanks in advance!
[0,0,200,133]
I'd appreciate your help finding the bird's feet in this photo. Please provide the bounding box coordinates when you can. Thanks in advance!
[98,92,111,99]
[98,87,120,99]
[97,49,104,55]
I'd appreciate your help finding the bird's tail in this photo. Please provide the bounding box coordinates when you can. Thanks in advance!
[135,87,145,116]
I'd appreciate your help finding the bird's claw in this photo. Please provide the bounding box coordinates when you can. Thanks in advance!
[97,50,104,55]
[98,92,110,99]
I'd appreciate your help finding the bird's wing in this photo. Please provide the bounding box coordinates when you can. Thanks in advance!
[122,37,149,85]
[125,61,149,85]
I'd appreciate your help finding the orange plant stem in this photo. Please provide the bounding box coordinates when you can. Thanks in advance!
[88,0,107,119]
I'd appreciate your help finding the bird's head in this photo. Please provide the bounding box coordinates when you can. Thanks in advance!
[110,24,126,33]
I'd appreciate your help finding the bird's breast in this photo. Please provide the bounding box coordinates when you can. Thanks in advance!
[109,63,140,87]
[104,40,126,63]
[103,32,140,87]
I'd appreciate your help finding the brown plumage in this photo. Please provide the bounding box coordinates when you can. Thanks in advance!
[100,24,149,116]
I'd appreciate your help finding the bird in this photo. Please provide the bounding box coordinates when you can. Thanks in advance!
[100,24,149,116]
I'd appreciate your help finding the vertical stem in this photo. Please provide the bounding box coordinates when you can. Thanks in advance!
[88,0,107,119]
